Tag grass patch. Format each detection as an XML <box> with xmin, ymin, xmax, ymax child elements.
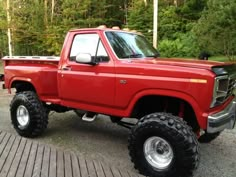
<box><xmin>162</xmin><ymin>55</ymin><xmax>232</xmax><ymax>62</ymax></box>
<box><xmin>209</xmin><ymin>56</ymin><xmax>229</xmax><ymax>62</ymax></box>
<box><xmin>0</xmin><ymin>60</ymin><xmax>3</xmax><ymax>73</ymax></box>
<box><xmin>209</xmin><ymin>56</ymin><xmax>236</xmax><ymax>62</ymax></box>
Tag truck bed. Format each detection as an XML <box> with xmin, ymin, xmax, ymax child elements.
<box><xmin>3</xmin><ymin>56</ymin><xmax>60</xmax><ymax>99</ymax></box>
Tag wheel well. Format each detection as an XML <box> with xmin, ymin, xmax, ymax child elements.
<box><xmin>130</xmin><ymin>95</ymin><xmax>200</xmax><ymax>131</ymax></box>
<box><xmin>12</xmin><ymin>81</ymin><xmax>36</xmax><ymax>93</ymax></box>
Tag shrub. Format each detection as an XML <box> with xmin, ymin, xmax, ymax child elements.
<box><xmin>158</xmin><ymin>32</ymin><xmax>200</xmax><ymax>58</ymax></box>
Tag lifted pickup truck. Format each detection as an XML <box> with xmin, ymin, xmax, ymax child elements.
<box><xmin>1</xmin><ymin>27</ymin><xmax>236</xmax><ymax>177</ymax></box>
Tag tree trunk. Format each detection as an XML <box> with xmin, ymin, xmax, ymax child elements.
<box><xmin>44</xmin><ymin>0</ymin><xmax>48</xmax><ymax>26</ymax></box>
<box><xmin>6</xmin><ymin>0</ymin><xmax>12</xmax><ymax>56</ymax></box>
<box><xmin>153</xmin><ymin>0</ymin><xmax>158</xmax><ymax>48</ymax></box>
<box><xmin>51</xmin><ymin>0</ymin><xmax>55</xmax><ymax>23</ymax></box>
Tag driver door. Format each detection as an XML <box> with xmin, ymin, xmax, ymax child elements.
<box><xmin>59</xmin><ymin>32</ymin><xmax>115</xmax><ymax>109</ymax></box>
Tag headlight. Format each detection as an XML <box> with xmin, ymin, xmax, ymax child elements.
<box><xmin>211</xmin><ymin>75</ymin><xmax>235</xmax><ymax>108</ymax></box>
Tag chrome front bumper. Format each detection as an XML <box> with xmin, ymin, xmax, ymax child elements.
<box><xmin>207</xmin><ymin>100</ymin><xmax>236</xmax><ymax>133</ymax></box>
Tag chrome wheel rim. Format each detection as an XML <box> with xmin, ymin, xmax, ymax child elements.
<box><xmin>144</xmin><ymin>136</ymin><xmax>174</xmax><ymax>170</ymax></box>
<box><xmin>16</xmin><ymin>105</ymin><xmax>30</xmax><ymax>128</ymax></box>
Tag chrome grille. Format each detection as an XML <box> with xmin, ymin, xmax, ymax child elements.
<box><xmin>227</xmin><ymin>78</ymin><xmax>236</xmax><ymax>97</ymax></box>
<box><xmin>211</xmin><ymin>75</ymin><xmax>236</xmax><ymax>108</ymax></box>
<box><xmin>216</xmin><ymin>78</ymin><xmax>236</xmax><ymax>105</ymax></box>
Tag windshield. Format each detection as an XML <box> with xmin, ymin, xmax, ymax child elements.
<box><xmin>105</xmin><ymin>31</ymin><xmax>159</xmax><ymax>59</ymax></box>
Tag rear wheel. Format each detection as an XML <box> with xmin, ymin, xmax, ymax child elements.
<box><xmin>128</xmin><ymin>113</ymin><xmax>199</xmax><ymax>177</ymax></box>
<box><xmin>10</xmin><ymin>91</ymin><xmax>48</xmax><ymax>137</ymax></box>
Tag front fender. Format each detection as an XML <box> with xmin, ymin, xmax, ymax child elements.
<box><xmin>125</xmin><ymin>89</ymin><xmax>206</xmax><ymax>129</ymax></box>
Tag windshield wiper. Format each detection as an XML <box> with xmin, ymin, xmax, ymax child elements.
<box><xmin>123</xmin><ymin>54</ymin><xmax>143</xmax><ymax>58</ymax></box>
<box><xmin>146</xmin><ymin>53</ymin><xmax>160</xmax><ymax>58</ymax></box>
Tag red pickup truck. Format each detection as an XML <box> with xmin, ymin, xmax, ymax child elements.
<box><xmin>1</xmin><ymin>27</ymin><xmax>236</xmax><ymax>177</ymax></box>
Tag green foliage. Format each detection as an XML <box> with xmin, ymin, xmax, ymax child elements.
<box><xmin>0</xmin><ymin>1</ymin><xmax>8</xmax><ymax>56</ymax></box>
<box><xmin>127</xmin><ymin>0</ymin><xmax>205</xmax><ymax>58</ymax></box>
<box><xmin>0</xmin><ymin>31</ymin><xmax>7</xmax><ymax>57</ymax></box>
<box><xmin>43</xmin><ymin>26</ymin><xmax>67</xmax><ymax>56</ymax></box>
<box><xmin>127</xmin><ymin>1</ymin><xmax>153</xmax><ymax>42</ymax></box>
<box><xmin>194</xmin><ymin>0</ymin><xmax>236</xmax><ymax>61</ymax></box>
<box><xmin>158</xmin><ymin>32</ymin><xmax>200</xmax><ymax>58</ymax></box>
<box><xmin>209</xmin><ymin>56</ymin><xmax>229</xmax><ymax>62</ymax></box>
<box><xmin>0</xmin><ymin>0</ymin><xmax>127</xmax><ymax>56</ymax></box>
<box><xmin>0</xmin><ymin>0</ymin><xmax>234</xmax><ymax>60</ymax></box>
<box><xmin>158</xmin><ymin>6</ymin><xmax>185</xmax><ymax>41</ymax></box>
<box><xmin>0</xmin><ymin>60</ymin><xmax>3</xmax><ymax>73</ymax></box>
<box><xmin>175</xmin><ymin>0</ymin><xmax>207</xmax><ymax>20</ymax></box>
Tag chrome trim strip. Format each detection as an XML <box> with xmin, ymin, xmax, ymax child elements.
<box><xmin>2</xmin><ymin>56</ymin><xmax>60</xmax><ymax>61</ymax></box>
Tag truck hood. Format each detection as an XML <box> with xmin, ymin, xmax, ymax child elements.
<box><xmin>129</xmin><ymin>58</ymin><xmax>231</xmax><ymax>70</ymax></box>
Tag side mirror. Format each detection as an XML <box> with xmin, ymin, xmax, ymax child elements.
<box><xmin>75</xmin><ymin>53</ymin><xmax>97</xmax><ymax>65</ymax></box>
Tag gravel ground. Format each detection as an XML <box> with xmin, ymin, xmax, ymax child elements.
<box><xmin>0</xmin><ymin>84</ymin><xmax>236</xmax><ymax>177</ymax></box>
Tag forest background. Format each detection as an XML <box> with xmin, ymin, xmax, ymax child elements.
<box><xmin>0</xmin><ymin>0</ymin><xmax>235</xmax><ymax>61</ymax></box>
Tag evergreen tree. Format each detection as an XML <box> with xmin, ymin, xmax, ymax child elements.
<box><xmin>194</xmin><ymin>0</ymin><xmax>236</xmax><ymax>60</ymax></box>
<box><xmin>127</xmin><ymin>0</ymin><xmax>153</xmax><ymax>41</ymax></box>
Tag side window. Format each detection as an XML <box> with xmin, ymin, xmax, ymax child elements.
<box><xmin>70</xmin><ymin>33</ymin><xmax>109</xmax><ymax>62</ymax></box>
<box><xmin>96</xmin><ymin>40</ymin><xmax>109</xmax><ymax>62</ymax></box>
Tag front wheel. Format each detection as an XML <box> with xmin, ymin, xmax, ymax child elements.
<box><xmin>10</xmin><ymin>91</ymin><xmax>48</xmax><ymax>137</ymax></box>
<box><xmin>128</xmin><ymin>113</ymin><xmax>199</xmax><ymax>177</ymax></box>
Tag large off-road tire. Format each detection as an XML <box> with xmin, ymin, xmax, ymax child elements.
<box><xmin>10</xmin><ymin>91</ymin><xmax>48</xmax><ymax>137</ymax></box>
<box><xmin>128</xmin><ymin>113</ymin><xmax>199</xmax><ymax>177</ymax></box>
<box><xmin>198</xmin><ymin>132</ymin><xmax>221</xmax><ymax>143</ymax></box>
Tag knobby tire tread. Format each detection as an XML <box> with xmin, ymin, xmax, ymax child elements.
<box><xmin>10</xmin><ymin>91</ymin><xmax>48</xmax><ymax>137</ymax></box>
<box><xmin>128</xmin><ymin>112</ymin><xmax>199</xmax><ymax>177</ymax></box>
